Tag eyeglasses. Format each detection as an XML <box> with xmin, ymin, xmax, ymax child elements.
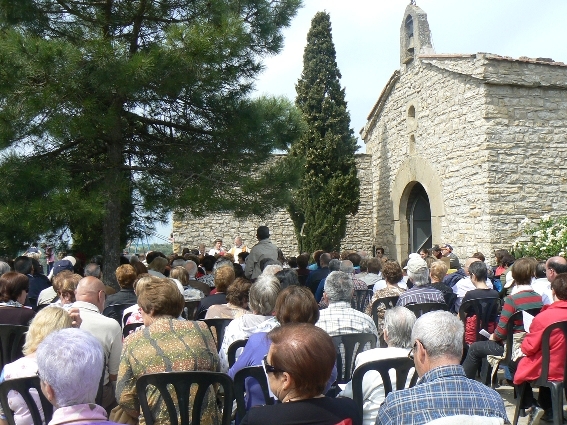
<box><xmin>36</xmin><ymin>370</ymin><xmax>44</xmax><ymax>382</ymax></box>
<box><xmin>408</xmin><ymin>340</ymin><xmax>425</xmax><ymax>360</ymax></box>
<box><xmin>262</xmin><ymin>355</ymin><xmax>285</xmax><ymax>374</ymax></box>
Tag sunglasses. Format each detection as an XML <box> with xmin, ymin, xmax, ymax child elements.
<box><xmin>262</xmin><ymin>355</ymin><xmax>285</xmax><ymax>374</ymax></box>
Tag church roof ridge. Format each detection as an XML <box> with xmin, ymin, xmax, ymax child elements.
<box><xmin>419</xmin><ymin>52</ymin><xmax>567</xmax><ymax>67</ymax></box>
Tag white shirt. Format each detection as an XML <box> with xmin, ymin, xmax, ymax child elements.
<box><xmin>531</xmin><ymin>277</ymin><xmax>553</xmax><ymax>305</ymax></box>
<box><xmin>73</xmin><ymin>301</ymin><xmax>122</xmax><ymax>384</ymax></box>
<box><xmin>339</xmin><ymin>347</ymin><xmax>414</xmax><ymax>425</ymax></box>
<box><xmin>453</xmin><ymin>277</ymin><xmax>493</xmax><ymax>311</ymax></box>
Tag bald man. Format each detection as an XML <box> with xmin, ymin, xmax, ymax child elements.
<box><xmin>452</xmin><ymin>257</ymin><xmax>493</xmax><ymax>312</ymax></box>
<box><xmin>75</xmin><ymin>276</ymin><xmax>122</xmax><ymax>412</ymax></box>
<box><xmin>545</xmin><ymin>256</ymin><xmax>567</xmax><ymax>283</ymax></box>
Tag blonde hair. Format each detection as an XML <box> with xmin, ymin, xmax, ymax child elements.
<box><xmin>430</xmin><ymin>261</ymin><xmax>448</xmax><ymax>282</ymax></box>
<box><xmin>23</xmin><ymin>307</ymin><xmax>73</xmax><ymax>355</ymax></box>
<box><xmin>170</xmin><ymin>267</ymin><xmax>189</xmax><ymax>286</ymax></box>
<box><xmin>133</xmin><ymin>275</ymin><xmax>157</xmax><ymax>296</ymax></box>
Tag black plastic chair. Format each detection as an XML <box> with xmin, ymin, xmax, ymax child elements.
<box><xmin>136</xmin><ymin>371</ymin><xmax>234</xmax><ymax>425</ymax></box>
<box><xmin>481</xmin><ymin>308</ymin><xmax>541</xmax><ymax>387</ymax></box>
<box><xmin>102</xmin><ymin>303</ymin><xmax>135</xmax><ymax>326</ymax></box>
<box><xmin>352</xmin><ymin>289</ymin><xmax>373</xmax><ymax>312</ymax></box>
<box><xmin>332</xmin><ymin>333</ymin><xmax>377</xmax><ymax>383</ymax></box>
<box><xmin>351</xmin><ymin>357</ymin><xmax>418</xmax><ymax>422</ymax></box>
<box><xmin>458</xmin><ymin>297</ymin><xmax>500</xmax><ymax>343</ymax></box>
<box><xmin>371</xmin><ymin>296</ymin><xmax>399</xmax><ymax>329</ymax></box>
<box><xmin>444</xmin><ymin>292</ymin><xmax>458</xmax><ymax>312</ymax></box>
<box><xmin>197</xmin><ymin>310</ymin><xmax>207</xmax><ymax>320</ymax></box>
<box><xmin>0</xmin><ymin>325</ymin><xmax>28</xmax><ymax>370</ymax></box>
<box><xmin>227</xmin><ymin>339</ymin><xmax>248</xmax><ymax>368</ymax></box>
<box><xmin>182</xmin><ymin>301</ymin><xmax>201</xmax><ymax>321</ymax></box>
<box><xmin>203</xmin><ymin>319</ymin><xmax>233</xmax><ymax>352</ymax></box>
<box><xmin>0</xmin><ymin>376</ymin><xmax>53</xmax><ymax>425</ymax></box>
<box><xmin>512</xmin><ymin>320</ymin><xmax>567</xmax><ymax>425</ymax></box>
<box><xmin>405</xmin><ymin>302</ymin><xmax>448</xmax><ymax>318</ymax></box>
<box><xmin>233</xmin><ymin>366</ymin><xmax>274</xmax><ymax>419</ymax></box>
<box><xmin>123</xmin><ymin>322</ymin><xmax>144</xmax><ymax>339</ymax></box>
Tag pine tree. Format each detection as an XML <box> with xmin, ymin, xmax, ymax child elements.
<box><xmin>289</xmin><ymin>11</ymin><xmax>360</xmax><ymax>254</ymax></box>
<box><xmin>0</xmin><ymin>0</ymin><xmax>303</xmax><ymax>285</ymax></box>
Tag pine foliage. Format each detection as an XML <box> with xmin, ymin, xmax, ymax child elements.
<box><xmin>0</xmin><ymin>0</ymin><xmax>303</xmax><ymax>281</ymax></box>
<box><xmin>290</xmin><ymin>11</ymin><xmax>360</xmax><ymax>253</ymax></box>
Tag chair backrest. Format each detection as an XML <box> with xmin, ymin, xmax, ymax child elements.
<box><xmin>351</xmin><ymin>357</ymin><xmax>418</xmax><ymax>421</ymax></box>
<box><xmin>444</xmin><ymin>292</ymin><xmax>458</xmax><ymax>312</ymax></box>
<box><xmin>102</xmin><ymin>303</ymin><xmax>135</xmax><ymax>326</ymax></box>
<box><xmin>332</xmin><ymin>333</ymin><xmax>377</xmax><ymax>382</ymax></box>
<box><xmin>352</xmin><ymin>289</ymin><xmax>373</xmax><ymax>312</ymax></box>
<box><xmin>0</xmin><ymin>325</ymin><xmax>28</xmax><ymax>370</ymax></box>
<box><xmin>0</xmin><ymin>376</ymin><xmax>54</xmax><ymax>425</ymax></box>
<box><xmin>502</xmin><ymin>308</ymin><xmax>541</xmax><ymax>366</ymax></box>
<box><xmin>123</xmin><ymin>322</ymin><xmax>144</xmax><ymax>339</ymax></box>
<box><xmin>405</xmin><ymin>302</ymin><xmax>448</xmax><ymax>318</ymax></box>
<box><xmin>533</xmin><ymin>319</ymin><xmax>567</xmax><ymax>385</ymax></box>
<box><xmin>182</xmin><ymin>301</ymin><xmax>200</xmax><ymax>321</ymax></box>
<box><xmin>458</xmin><ymin>297</ymin><xmax>500</xmax><ymax>343</ymax></box>
<box><xmin>227</xmin><ymin>339</ymin><xmax>248</xmax><ymax>368</ymax></box>
<box><xmin>136</xmin><ymin>371</ymin><xmax>234</xmax><ymax>425</ymax></box>
<box><xmin>233</xmin><ymin>366</ymin><xmax>274</xmax><ymax>420</ymax></box>
<box><xmin>371</xmin><ymin>296</ymin><xmax>399</xmax><ymax>328</ymax></box>
<box><xmin>203</xmin><ymin>319</ymin><xmax>233</xmax><ymax>352</ymax></box>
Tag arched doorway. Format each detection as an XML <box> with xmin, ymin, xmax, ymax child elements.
<box><xmin>407</xmin><ymin>183</ymin><xmax>431</xmax><ymax>254</ymax></box>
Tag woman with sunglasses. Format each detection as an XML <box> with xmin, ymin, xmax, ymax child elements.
<box><xmin>240</xmin><ymin>323</ymin><xmax>361</xmax><ymax>425</ymax></box>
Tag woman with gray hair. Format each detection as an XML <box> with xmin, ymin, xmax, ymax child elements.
<box><xmin>218</xmin><ymin>274</ymin><xmax>281</xmax><ymax>372</ymax></box>
<box><xmin>36</xmin><ymin>328</ymin><xmax>120</xmax><ymax>424</ymax></box>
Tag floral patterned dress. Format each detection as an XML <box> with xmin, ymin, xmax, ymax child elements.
<box><xmin>117</xmin><ymin>317</ymin><xmax>220</xmax><ymax>425</ymax></box>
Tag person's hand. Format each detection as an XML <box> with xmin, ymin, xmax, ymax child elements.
<box><xmin>68</xmin><ymin>308</ymin><xmax>82</xmax><ymax>328</ymax></box>
<box><xmin>488</xmin><ymin>333</ymin><xmax>496</xmax><ymax>341</ymax></box>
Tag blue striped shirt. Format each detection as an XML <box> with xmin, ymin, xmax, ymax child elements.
<box><xmin>396</xmin><ymin>285</ymin><xmax>445</xmax><ymax>307</ymax></box>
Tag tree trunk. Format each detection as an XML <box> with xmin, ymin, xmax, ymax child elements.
<box><xmin>102</xmin><ymin>141</ymin><xmax>122</xmax><ymax>289</ymax></box>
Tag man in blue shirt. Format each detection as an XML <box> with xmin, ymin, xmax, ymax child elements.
<box><xmin>376</xmin><ymin>311</ymin><xmax>508</xmax><ymax>425</ymax></box>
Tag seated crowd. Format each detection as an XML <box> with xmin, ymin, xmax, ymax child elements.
<box><xmin>0</xmin><ymin>229</ymin><xmax>565</xmax><ymax>425</ymax></box>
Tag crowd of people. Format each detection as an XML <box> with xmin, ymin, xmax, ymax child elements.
<box><xmin>0</xmin><ymin>226</ymin><xmax>565</xmax><ymax>425</ymax></box>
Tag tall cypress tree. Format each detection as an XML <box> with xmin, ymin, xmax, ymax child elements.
<box><xmin>289</xmin><ymin>11</ymin><xmax>360</xmax><ymax>254</ymax></box>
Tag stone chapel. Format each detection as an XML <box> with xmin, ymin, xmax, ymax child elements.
<box><xmin>361</xmin><ymin>3</ymin><xmax>567</xmax><ymax>261</ymax></box>
<box><xmin>174</xmin><ymin>4</ymin><xmax>567</xmax><ymax>261</ymax></box>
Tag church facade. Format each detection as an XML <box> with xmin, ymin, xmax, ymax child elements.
<box><xmin>174</xmin><ymin>4</ymin><xmax>567</xmax><ymax>261</ymax></box>
<box><xmin>362</xmin><ymin>3</ymin><xmax>567</xmax><ymax>261</ymax></box>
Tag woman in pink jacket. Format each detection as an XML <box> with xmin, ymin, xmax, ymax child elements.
<box><xmin>511</xmin><ymin>272</ymin><xmax>567</xmax><ymax>423</ymax></box>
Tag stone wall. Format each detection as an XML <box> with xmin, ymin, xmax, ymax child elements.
<box><xmin>364</xmin><ymin>56</ymin><xmax>491</xmax><ymax>260</ymax></box>
<box><xmin>363</xmin><ymin>53</ymin><xmax>567</xmax><ymax>262</ymax></box>
<box><xmin>173</xmin><ymin>154</ymin><xmax>374</xmax><ymax>257</ymax></box>
<box><xmin>484</xmin><ymin>62</ymin><xmax>567</xmax><ymax>248</ymax></box>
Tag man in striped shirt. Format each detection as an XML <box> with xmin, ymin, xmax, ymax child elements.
<box><xmin>462</xmin><ymin>258</ymin><xmax>543</xmax><ymax>379</ymax></box>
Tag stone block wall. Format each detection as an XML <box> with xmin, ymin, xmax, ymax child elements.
<box><xmin>173</xmin><ymin>154</ymin><xmax>374</xmax><ymax>257</ymax></box>
<box><xmin>484</xmin><ymin>65</ymin><xmax>567</xmax><ymax>249</ymax></box>
<box><xmin>364</xmin><ymin>57</ymin><xmax>492</xmax><ymax>260</ymax></box>
<box><xmin>363</xmin><ymin>53</ymin><xmax>567</xmax><ymax>262</ymax></box>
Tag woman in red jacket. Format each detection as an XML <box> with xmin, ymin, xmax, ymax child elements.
<box><xmin>511</xmin><ymin>272</ymin><xmax>567</xmax><ymax>423</ymax></box>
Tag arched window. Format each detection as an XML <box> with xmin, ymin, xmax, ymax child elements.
<box><xmin>408</xmin><ymin>105</ymin><xmax>415</xmax><ymax>118</ymax></box>
<box><xmin>404</xmin><ymin>15</ymin><xmax>415</xmax><ymax>64</ymax></box>
<box><xmin>405</xmin><ymin>15</ymin><xmax>414</xmax><ymax>38</ymax></box>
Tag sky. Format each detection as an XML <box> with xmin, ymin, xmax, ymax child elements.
<box><xmin>155</xmin><ymin>0</ymin><xmax>567</xmax><ymax>239</ymax></box>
